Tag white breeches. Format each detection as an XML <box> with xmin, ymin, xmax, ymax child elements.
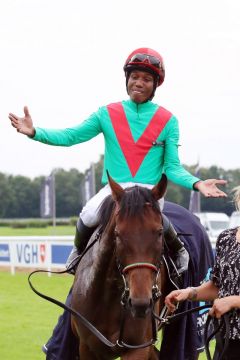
<box><xmin>80</xmin><ymin>182</ymin><xmax>165</xmax><ymax>227</ymax></box>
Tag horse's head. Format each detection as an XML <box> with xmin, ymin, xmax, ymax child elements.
<box><xmin>107</xmin><ymin>173</ymin><xmax>167</xmax><ymax>318</ymax></box>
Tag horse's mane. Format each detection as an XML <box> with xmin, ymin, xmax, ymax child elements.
<box><xmin>98</xmin><ymin>186</ymin><xmax>161</xmax><ymax>232</ymax></box>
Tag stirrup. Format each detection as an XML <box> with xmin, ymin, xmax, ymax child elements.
<box><xmin>175</xmin><ymin>247</ymin><xmax>189</xmax><ymax>274</ymax></box>
<box><xmin>66</xmin><ymin>246</ymin><xmax>80</xmax><ymax>274</ymax></box>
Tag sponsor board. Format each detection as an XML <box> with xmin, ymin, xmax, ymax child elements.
<box><xmin>0</xmin><ymin>236</ymin><xmax>73</xmax><ymax>273</ymax></box>
<box><xmin>0</xmin><ymin>244</ymin><xmax>10</xmax><ymax>262</ymax></box>
<box><xmin>11</xmin><ymin>241</ymin><xmax>49</xmax><ymax>266</ymax></box>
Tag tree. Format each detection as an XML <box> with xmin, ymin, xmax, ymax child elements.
<box><xmin>54</xmin><ymin>168</ymin><xmax>84</xmax><ymax>217</ymax></box>
<box><xmin>5</xmin><ymin>175</ymin><xmax>40</xmax><ymax>218</ymax></box>
<box><xmin>93</xmin><ymin>155</ymin><xmax>104</xmax><ymax>192</ymax></box>
<box><xmin>0</xmin><ymin>164</ymin><xmax>239</xmax><ymax>218</ymax></box>
<box><xmin>0</xmin><ymin>173</ymin><xmax>15</xmax><ymax>217</ymax></box>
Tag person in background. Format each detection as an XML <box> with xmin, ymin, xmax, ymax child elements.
<box><xmin>9</xmin><ymin>47</ymin><xmax>227</xmax><ymax>277</ymax></box>
<box><xmin>165</xmin><ymin>185</ymin><xmax>240</xmax><ymax>360</ymax></box>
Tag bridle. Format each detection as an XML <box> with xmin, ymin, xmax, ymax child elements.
<box><xmin>112</xmin><ymin>206</ymin><xmax>166</xmax><ymax>348</ymax></box>
<box><xmin>113</xmin><ymin>200</ymin><xmax>164</xmax><ymax>301</ymax></box>
<box><xmin>116</xmin><ymin>260</ymin><xmax>163</xmax><ymax>349</ymax></box>
<box><xmin>120</xmin><ymin>261</ymin><xmax>162</xmax><ymax>306</ymax></box>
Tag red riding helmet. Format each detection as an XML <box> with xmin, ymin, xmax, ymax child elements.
<box><xmin>123</xmin><ymin>48</ymin><xmax>165</xmax><ymax>86</ymax></box>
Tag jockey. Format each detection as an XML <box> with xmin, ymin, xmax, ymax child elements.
<box><xmin>9</xmin><ymin>47</ymin><xmax>227</xmax><ymax>275</ymax></box>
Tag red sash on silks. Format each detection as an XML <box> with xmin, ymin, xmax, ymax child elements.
<box><xmin>107</xmin><ymin>102</ymin><xmax>172</xmax><ymax>177</ymax></box>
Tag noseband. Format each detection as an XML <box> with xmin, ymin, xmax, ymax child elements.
<box><xmin>120</xmin><ymin>261</ymin><xmax>162</xmax><ymax>305</ymax></box>
<box><xmin>122</xmin><ymin>262</ymin><xmax>159</xmax><ymax>274</ymax></box>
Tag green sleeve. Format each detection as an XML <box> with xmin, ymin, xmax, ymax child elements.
<box><xmin>31</xmin><ymin>111</ymin><xmax>102</xmax><ymax>146</ymax></box>
<box><xmin>163</xmin><ymin>116</ymin><xmax>200</xmax><ymax>190</ymax></box>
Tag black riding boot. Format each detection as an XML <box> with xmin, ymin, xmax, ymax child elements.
<box><xmin>66</xmin><ymin>218</ymin><xmax>95</xmax><ymax>274</ymax></box>
<box><xmin>162</xmin><ymin>214</ymin><xmax>189</xmax><ymax>274</ymax></box>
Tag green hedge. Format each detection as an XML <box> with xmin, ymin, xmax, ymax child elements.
<box><xmin>0</xmin><ymin>217</ymin><xmax>78</xmax><ymax>228</ymax></box>
<box><xmin>10</xmin><ymin>221</ymin><xmax>48</xmax><ymax>228</ymax></box>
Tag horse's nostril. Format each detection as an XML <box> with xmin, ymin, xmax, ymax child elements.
<box><xmin>134</xmin><ymin>298</ymin><xmax>149</xmax><ymax>306</ymax></box>
<box><xmin>129</xmin><ymin>297</ymin><xmax>152</xmax><ymax>318</ymax></box>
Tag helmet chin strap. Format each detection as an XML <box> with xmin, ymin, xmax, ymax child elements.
<box><xmin>149</xmin><ymin>78</ymin><xmax>158</xmax><ymax>100</ymax></box>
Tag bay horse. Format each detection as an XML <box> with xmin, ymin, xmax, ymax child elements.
<box><xmin>71</xmin><ymin>174</ymin><xmax>169</xmax><ymax>360</ymax></box>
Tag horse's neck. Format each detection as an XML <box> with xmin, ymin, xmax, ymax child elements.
<box><xmin>90</xmin><ymin>223</ymin><xmax>120</xmax><ymax>296</ymax></box>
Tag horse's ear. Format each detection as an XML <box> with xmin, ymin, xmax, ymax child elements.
<box><xmin>107</xmin><ymin>170</ymin><xmax>124</xmax><ymax>202</ymax></box>
<box><xmin>151</xmin><ymin>174</ymin><xmax>168</xmax><ymax>200</ymax></box>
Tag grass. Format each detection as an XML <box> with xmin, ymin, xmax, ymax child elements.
<box><xmin>0</xmin><ymin>271</ymin><xmax>73</xmax><ymax>360</ymax></box>
<box><xmin>0</xmin><ymin>225</ymin><xmax>75</xmax><ymax>236</ymax></box>
<box><xmin>0</xmin><ymin>270</ymin><xmax>215</xmax><ymax>360</ymax></box>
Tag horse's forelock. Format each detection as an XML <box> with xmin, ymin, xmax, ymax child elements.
<box><xmin>98</xmin><ymin>186</ymin><xmax>161</xmax><ymax>231</ymax></box>
<box><xmin>118</xmin><ymin>186</ymin><xmax>160</xmax><ymax>219</ymax></box>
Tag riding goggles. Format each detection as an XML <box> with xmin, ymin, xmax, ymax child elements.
<box><xmin>127</xmin><ymin>54</ymin><xmax>163</xmax><ymax>70</ymax></box>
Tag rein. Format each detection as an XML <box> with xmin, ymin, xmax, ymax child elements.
<box><xmin>28</xmin><ymin>253</ymin><xmax>230</xmax><ymax>355</ymax></box>
<box><xmin>28</xmin><ymin>228</ymin><xmax>231</xmax><ymax>355</ymax></box>
<box><xmin>157</xmin><ymin>304</ymin><xmax>231</xmax><ymax>360</ymax></box>
<box><xmin>28</xmin><ymin>269</ymin><xmax>117</xmax><ymax>348</ymax></box>
<box><xmin>28</xmin><ymin>234</ymin><xmax>164</xmax><ymax>350</ymax></box>
<box><xmin>28</xmin><ymin>232</ymin><xmax>118</xmax><ymax>348</ymax></box>
<box><xmin>158</xmin><ymin>304</ymin><xmax>211</xmax><ymax>325</ymax></box>
<box><xmin>28</xmin><ymin>259</ymin><xmax>162</xmax><ymax>349</ymax></box>
<box><xmin>204</xmin><ymin>313</ymin><xmax>231</xmax><ymax>360</ymax></box>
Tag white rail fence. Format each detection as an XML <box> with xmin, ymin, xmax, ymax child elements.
<box><xmin>0</xmin><ymin>236</ymin><xmax>73</xmax><ymax>274</ymax></box>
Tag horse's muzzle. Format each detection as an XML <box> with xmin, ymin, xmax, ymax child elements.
<box><xmin>128</xmin><ymin>297</ymin><xmax>152</xmax><ymax>318</ymax></box>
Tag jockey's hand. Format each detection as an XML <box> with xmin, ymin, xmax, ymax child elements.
<box><xmin>165</xmin><ymin>288</ymin><xmax>193</xmax><ymax>313</ymax></box>
<box><xmin>194</xmin><ymin>179</ymin><xmax>227</xmax><ymax>198</ymax></box>
<box><xmin>209</xmin><ymin>296</ymin><xmax>240</xmax><ymax>319</ymax></box>
<box><xmin>9</xmin><ymin>106</ymin><xmax>35</xmax><ymax>137</ymax></box>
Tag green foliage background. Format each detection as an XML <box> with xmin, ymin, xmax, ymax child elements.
<box><xmin>0</xmin><ymin>155</ymin><xmax>239</xmax><ymax>219</ymax></box>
